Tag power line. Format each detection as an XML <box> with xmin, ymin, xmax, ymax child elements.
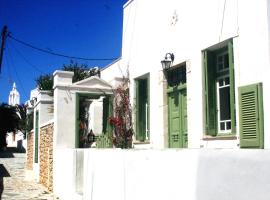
<box><xmin>8</xmin><ymin>40</ymin><xmax>44</xmax><ymax>74</ymax></box>
<box><xmin>5</xmin><ymin>45</ymin><xmax>28</xmax><ymax>100</ymax></box>
<box><xmin>7</xmin><ymin>34</ymin><xmax>118</xmax><ymax>61</ymax></box>
<box><xmin>219</xmin><ymin>0</ymin><xmax>227</xmax><ymax>42</ymax></box>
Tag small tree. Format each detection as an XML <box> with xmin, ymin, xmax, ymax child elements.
<box><xmin>36</xmin><ymin>74</ymin><xmax>53</xmax><ymax>90</ymax></box>
<box><xmin>0</xmin><ymin>104</ymin><xmax>21</xmax><ymax>149</ymax></box>
<box><xmin>109</xmin><ymin>75</ymin><xmax>133</xmax><ymax>149</ymax></box>
<box><xmin>36</xmin><ymin>61</ymin><xmax>100</xmax><ymax>91</ymax></box>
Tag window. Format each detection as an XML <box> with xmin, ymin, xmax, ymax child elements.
<box><xmin>203</xmin><ymin>40</ymin><xmax>236</xmax><ymax>136</ymax></box>
<box><xmin>167</xmin><ymin>66</ymin><xmax>186</xmax><ymax>87</ymax></box>
<box><xmin>135</xmin><ymin>75</ymin><xmax>150</xmax><ymax>142</ymax></box>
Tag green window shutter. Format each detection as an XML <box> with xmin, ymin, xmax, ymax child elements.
<box><xmin>203</xmin><ymin>50</ymin><xmax>217</xmax><ymax>136</ymax></box>
<box><xmin>228</xmin><ymin>40</ymin><xmax>236</xmax><ymax>134</ymax></box>
<box><xmin>135</xmin><ymin>80</ymin><xmax>145</xmax><ymax>141</ymax></box>
<box><xmin>34</xmin><ymin>111</ymin><xmax>39</xmax><ymax>163</ymax></box>
<box><xmin>75</xmin><ymin>93</ymin><xmax>80</xmax><ymax>148</ymax></box>
<box><xmin>239</xmin><ymin>83</ymin><xmax>264</xmax><ymax>148</ymax></box>
<box><xmin>135</xmin><ymin>80</ymin><xmax>141</xmax><ymax>141</ymax></box>
<box><xmin>102</xmin><ymin>97</ymin><xmax>109</xmax><ymax>134</ymax></box>
<box><xmin>147</xmin><ymin>76</ymin><xmax>150</xmax><ymax>140</ymax></box>
<box><xmin>108</xmin><ymin>96</ymin><xmax>113</xmax><ymax>133</ymax></box>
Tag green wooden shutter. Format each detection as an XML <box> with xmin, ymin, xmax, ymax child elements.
<box><xmin>108</xmin><ymin>96</ymin><xmax>113</xmax><ymax>133</ymax></box>
<box><xmin>239</xmin><ymin>83</ymin><xmax>264</xmax><ymax>148</ymax></box>
<box><xmin>135</xmin><ymin>80</ymin><xmax>141</xmax><ymax>141</ymax></box>
<box><xmin>203</xmin><ymin>50</ymin><xmax>217</xmax><ymax>136</ymax></box>
<box><xmin>102</xmin><ymin>97</ymin><xmax>109</xmax><ymax>134</ymax></box>
<box><xmin>135</xmin><ymin>80</ymin><xmax>144</xmax><ymax>141</ymax></box>
<box><xmin>228</xmin><ymin>40</ymin><xmax>236</xmax><ymax>134</ymax></box>
<box><xmin>34</xmin><ymin>111</ymin><xmax>39</xmax><ymax>163</ymax></box>
<box><xmin>75</xmin><ymin>93</ymin><xmax>80</xmax><ymax>148</ymax></box>
<box><xmin>147</xmin><ymin>76</ymin><xmax>150</xmax><ymax>140</ymax></box>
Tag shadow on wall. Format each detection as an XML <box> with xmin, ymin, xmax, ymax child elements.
<box><xmin>195</xmin><ymin>150</ymin><xmax>270</xmax><ymax>200</ymax></box>
<box><xmin>17</xmin><ymin>140</ymin><xmax>26</xmax><ymax>153</ymax></box>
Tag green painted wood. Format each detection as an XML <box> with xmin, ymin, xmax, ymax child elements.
<box><xmin>181</xmin><ymin>89</ymin><xmax>188</xmax><ymax>148</ymax></box>
<box><xmin>135</xmin><ymin>79</ymin><xmax>141</xmax><ymax>141</ymax></box>
<box><xmin>108</xmin><ymin>95</ymin><xmax>113</xmax><ymax>133</ymax></box>
<box><xmin>228</xmin><ymin>40</ymin><xmax>236</xmax><ymax>134</ymax></box>
<box><xmin>102</xmin><ymin>97</ymin><xmax>109</xmax><ymax>134</ymax></box>
<box><xmin>239</xmin><ymin>83</ymin><xmax>264</xmax><ymax>148</ymax></box>
<box><xmin>203</xmin><ymin>50</ymin><xmax>217</xmax><ymax>136</ymax></box>
<box><xmin>75</xmin><ymin>93</ymin><xmax>80</xmax><ymax>148</ymax></box>
<box><xmin>168</xmin><ymin>88</ymin><xmax>187</xmax><ymax>148</ymax></box>
<box><xmin>135</xmin><ymin>78</ymin><xmax>149</xmax><ymax>141</ymax></box>
<box><xmin>147</xmin><ymin>76</ymin><xmax>150</xmax><ymax>140</ymax></box>
<box><xmin>96</xmin><ymin>134</ymin><xmax>113</xmax><ymax>148</ymax></box>
<box><xmin>34</xmin><ymin>111</ymin><xmax>39</xmax><ymax>163</ymax></box>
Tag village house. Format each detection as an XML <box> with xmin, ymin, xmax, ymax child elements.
<box><xmin>25</xmin><ymin>0</ymin><xmax>270</xmax><ymax>199</ymax></box>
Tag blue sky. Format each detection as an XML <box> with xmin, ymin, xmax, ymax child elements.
<box><xmin>0</xmin><ymin>0</ymin><xmax>127</xmax><ymax>103</ymax></box>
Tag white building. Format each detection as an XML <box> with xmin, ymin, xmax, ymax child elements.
<box><xmin>100</xmin><ymin>0</ymin><xmax>270</xmax><ymax>149</ymax></box>
<box><xmin>8</xmin><ymin>82</ymin><xmax>20</xmax><ymax>106</ymax></box>
<box><xmin>26</xmin><ymin>1</ymin><xmax>270</xmax><ymax>199</ymax></box>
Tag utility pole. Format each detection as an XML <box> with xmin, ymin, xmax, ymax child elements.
<box><xmin>0</xmin><ymin>25</ymin><xmax>8</xmax><ymax>74</ymax></box>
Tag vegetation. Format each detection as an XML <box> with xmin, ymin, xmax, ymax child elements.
<box><xmin>0</xmin><ymin>103</ymin><xmax>26</xmax><ymax>149</ymax></box>
<box><xmin>36</xmin><ymin>74</ymin><xmax>53</xmax><ymax>91</ymax></box>
<box><xmin>36</xmin><ymin>61</ymin><xmax>100</xmax><ymax>91</ymax></box>
<box><xmin>110</xmin><ymin>75</ymin><xmax>133</xmax><ymax>149</ymax></box>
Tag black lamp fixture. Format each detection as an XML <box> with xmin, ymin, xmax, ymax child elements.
<box><xmin>161</xmin><ymin>53</ymin><xmax>174</xmax><ymax>70</ymax></box>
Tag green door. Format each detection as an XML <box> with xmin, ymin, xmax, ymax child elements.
<box><xmin>168</xmin><ymin>89</ymin><xmax>188</xmax><ymax>148</ymax></box>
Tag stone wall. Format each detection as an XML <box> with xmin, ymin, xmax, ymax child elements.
<box><xmin>26</xmin><ymin>130</ymin><xmax>33</xmax><ymax>170</ymax></box>
<box><xmin>39</xmin><ymin>122</ymin><xmax>54</xmax><ymax>191</ymax></box>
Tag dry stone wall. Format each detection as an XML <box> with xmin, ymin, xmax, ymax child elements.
<box><xmin>26</xmin><ymin>130</ymin><xmax>33</xmax><ymax>170</ymax></box>
<box><xmin>39</xmin><ymin>122</ymin><xmax>54</xmax><ymax>192</ymax></box>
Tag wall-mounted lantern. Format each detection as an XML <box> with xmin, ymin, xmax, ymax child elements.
<box><xmin>161</xmin><ymin>53</ymin><xmax>174</xmax><ymax>70</ymax></box>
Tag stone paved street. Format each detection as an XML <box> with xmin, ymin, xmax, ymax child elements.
<box><xmin>0</xmin><ymin>149</ymin><xmax>56</xmax><ymax>200</ymax></box>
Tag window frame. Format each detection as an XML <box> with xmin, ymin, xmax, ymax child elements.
<box><xmin>135</xmin><ymin>74</ymin><xmax>150</xmax><ymax>142</ymax></box>
<box><xmin>203</xmin><ymin>39</ymin><xmax>236</xmax><ymax>137</ymax></box>
<box><xmin>75</xmin><ymin>93</ymin><xmax>112</xmax><ymax>148</ymax></box>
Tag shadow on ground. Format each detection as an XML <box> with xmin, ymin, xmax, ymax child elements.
<box><xmin>0</xmin><ymin>147</ymin><xmax>26</xmax><ymax>158</ymax></box>
<box><xmin>0</xmin><ymin>164</ymin><xmax>10</xmax><ymax>199</ymax></box>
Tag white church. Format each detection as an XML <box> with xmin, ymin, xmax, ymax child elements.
<box><xmin>6</xmin><ymin>82</ymin><xmax>24</xmax><ymax>149</ymax></box>
<box><xmin>8</xmin><ymin>82</ymin><xmax>20</xmax><ymax>106</ymax></box>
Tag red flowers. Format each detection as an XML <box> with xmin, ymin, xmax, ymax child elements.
<box><xmin>109</xmin><ymin>117</ymin><xmax>123</xmax><ymax>126</ymax></box>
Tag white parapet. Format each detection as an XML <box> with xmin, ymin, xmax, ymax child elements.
<box><xmin>53</xmin><ymin>70</ymin><xmax>74</xmax><ymax>88</ymax></box>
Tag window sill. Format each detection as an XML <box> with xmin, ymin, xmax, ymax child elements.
<box><xmin>202</xmin><ymin>135</ymin><xmax>237</xmax><ymax>141</ymax></box>
<box><xmin>133</xmin><ymin>141</ymin><xmax>150</xmax><ymax>145</ymax></box>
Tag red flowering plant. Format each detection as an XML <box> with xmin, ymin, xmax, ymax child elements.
<box><xmin>109</xmin><ymin>73</ymin><xmax>133</xmax><ymax>149</ymax></box>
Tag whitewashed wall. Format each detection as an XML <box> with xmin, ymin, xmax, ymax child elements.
<box><xmin>101</xmin><ymin>58</ymin><xmax>127</xmax><ymax>88</ymax></box>
<box><xmin>53</xmin><ymin>70</ymin><xmax>113</xmax><ymax>149</ymax></box>
<box><xmin>54</xmin><ymin>149</ymin><xmax>270</xmax><ymax>200</ymax></box>
<box><xmin>118</xmin><ymin>0</ymin><xmax>270</xmax><ymax>149</ymax></box>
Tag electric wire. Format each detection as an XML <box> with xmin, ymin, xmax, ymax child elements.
<box><xmin>1</xmin><ymin>44</ymin><xmax>14</xmax><ymax>84</ymax></box>
<box><xmin>8</xmin><ymin>34</ymin><xmax>118</xmax><ymax>61</ymax></box>
<box><xmin>8</xmin><ymin>39</ymin><xmax>44</xmax><ymax>74</ymax></box>
<box><xmin>5</xmin><ymin>45</ymin><xmax>28</xmax><ymax>100</ymax></box>
<box><xmin>219</xmin><ymin>0</ymin><xmax>227</xmax><ymax>42</ymax></box>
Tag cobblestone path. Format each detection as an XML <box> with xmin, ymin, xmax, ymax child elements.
<box><xmin>0</xmin><ymin>150</ymin><xmax>56</xmax><ymax>200</ymax></box>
